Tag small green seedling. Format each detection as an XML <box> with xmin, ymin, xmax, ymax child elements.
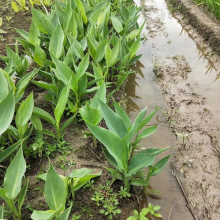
<box><xmin>176</xmin><ymin>132</ymin><xmax>189</xmax><ymax>145</ymax></box>
<box><xmin>0</xmin><ymin>18</ymin><xmax>6</xmax><ymax>34</ymax></box>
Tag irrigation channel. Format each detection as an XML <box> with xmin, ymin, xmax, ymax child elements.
<box><xmin>126</xmin><ymin>0</ymin><xmax>220</xmax><ymax>219</ymax></box>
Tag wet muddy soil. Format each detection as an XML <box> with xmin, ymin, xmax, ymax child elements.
<box><xmin>125</xmin><ymin>0</ymin><xmax>220</xmax><ymax>219</ymax></box>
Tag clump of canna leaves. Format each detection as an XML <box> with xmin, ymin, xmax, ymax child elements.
<box><xmin>87</xmin><ymin>100</ymin><xmax>170</xmax><ymax>192</ymax></box>
<box><xmin>32</xmin><ymin>166</ymin><xmax>101</xmax><ymax>219</ymax></box>
<box><xmin>0</xmin><ymin>147</ymin><xmax>28</xmax><ymax>220</ymax></box>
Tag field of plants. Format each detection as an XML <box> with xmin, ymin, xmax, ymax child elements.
<box><xmin>0</xmin><ymin>0</ymin><xmax>170</xmax><ymax>219</ymax></box>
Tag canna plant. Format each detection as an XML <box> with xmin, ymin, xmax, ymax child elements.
<box><xmin>31</xmin><ymin>164</ymin><xmax>72</xmax><ymax>220</ymax></box>
<box><xmin>0</xmin><ymin>69</ymin><xmax>29</xmax><ymax>162</ymax></box>
<box><xmin>38</xmin><ymin>167</ymin><xmax>102</xmax><ymax>199</ymax></box>
<box><xmin>0</xmin><ymin>147</ymin><xmax>28</xmax><ymax>220</ymax></box>
<box><xmin>86</xmin><ymin>100</ymin><xmax>170</xmax><ymax>192</ymax></box>
<box><xmin>32</xmin><ymin>82</ymin><xmax>77</xmax><ymax>140</ymax></box>
<box><xmin>0</xmin><ymin>45</ymin><xmax>29</xmax><ymax>77</ymax></box>
<box><xmin>32</xmin><ymin>166</ymin><xmax>101</xmax><ymax>219</ymax></box>
<box><xmin>79</xmin><ymin>83</ymin><xmax>106</xmax><ymax>146</ymax></box>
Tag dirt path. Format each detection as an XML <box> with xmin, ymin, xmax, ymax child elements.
<box><xmin>128</xmin><ymin>0</ymin><xmax>220</xmax><ymax>219</ymax></box>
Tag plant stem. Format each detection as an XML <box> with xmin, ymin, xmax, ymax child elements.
<box><xmin>93</xmin><ymin>136</ymin><xmax>97</xmax><ymax>148</ymax></box>
<box><xmin>143</xmin><ymin>170</ymin><xmax>151</xmax><ymax>194</ymax></box>
<box><xmin>124</xmin><ymin>175</ymin><xmax>130</xmax><ymax>192</ymax></box>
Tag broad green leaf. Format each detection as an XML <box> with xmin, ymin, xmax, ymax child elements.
<box><xmin>111</xmin><ymin>13</ymin><xmax>123</xmax><ymax>33</ymax></box>
<box><xmin>67</xmin><ymin>13</ymin><xmax>77</xmax><ymax>38</ymax></box>
<box><xmin>75</xmin><ymin>0</ymin><xmax>87</xmax><ymax>24</ymax></box>
<box><xmin>105</xmin><ymin>43</ymin><xmax>112</xmax><ymax>67</ymax></box>
<box><xmin>16</xmin><ymin>69</ymin><xmax>38</xmax><ymax>97</ymax></box>
<box><xmin>69</xmin><ymin>168</ymin><xmax>93</xmax><ymax>178</ymax></box>
<box><xmin>15</xmin><ymin>93</ymin><xmax>34</xmax><ymax>130</ymax></box>
<box><xmin>129</xmin><ymin>39</ymin><xmax>141</xmax><ymax>59</ymax></box>
<box><xmin>109</xmin><ymin>41</ymin><xmax>119</xmax><ymax>67</ymax></box>
<box><xmin>79</xmin><ymin>104</ymin><xmax>102</xmax><ymax>125</ymax></box>
<box><xmin>71</xmin><ymin>172</ymin><xmax>102</xmax><ymax>191</ymax></box>
<box><xmin>80</xmin><ymin>37</ymin><xmax>87</xmax><ymax>51</ymax></box>
<box><xmin>76</xmin><ymin>53</ymin><xmax>89</xmax><ymax>79</ymax></box>
<box><xmin>6</xmin><ymin>45</ymin><xmax>21</xmax><ymax>68</ymax></box>
<box><xmin>103</xmin><ymin>148</ymin><xmax>118</xmax><ymax>170</ymax></box>
<box><xmin>127</xmin><ymin>153</ymin><xmax>155</xmax><ymax>177</ymax></box>
<box><xmin>31</xmin><ymin>208</ymin><xmax>62</xmax><ymax>220</ymax></box>
<box><xmin>97</xmin><ymin>5</ymin><xmax>110</xmax><ymax>26</ymax></box>
<box><xmin>138</xmin><ymin>147</ymin><xmax>169</xmax><ymax>156</ymax></box>
<box><xmin>0</xmin><ymin>139</ymin><xmax>25</xmax><ymax>163</ymax></box>
<box><xmin>120</xmin><ymin>5</ymin><xmax>129</xmax><ymax>23</ymax></box>
<box><xmin>139</xmin><ymin>126</ymin><xmax>157</xmax><ymax>139</ymax></box>
<box><xmin>52</xmin><ymin>55</ymin><xmax>77</xmax><ymax>92</ymax></box>
<box><xmin>114</xmin><ymin>100</ymin><xmax>131</xmax><ymax>129</ymax></box>
<box><xmin>0</xmin><ymin>70</ymin><xmax>9</xmax><ymax>102</ymax></box>
<box><xmin>129</xmin><ymin>54</ymin><xmax>142</xmax><ymax>66</ymax></box>
<box><xmin>60</xmin><ymin>115</ymin><xmax>76</xmax><ymax>133</ymax></box>
<box><xmin>92</xmin><ymin>63</ymin><xmax>103</xmax><ymax>86</ymax></box>
<box><xmin>72</xmin><ymin>39</ymin><xmax>84</xmax><ymax>59</ymax></box>
<box><xmin>1</xmin><ymin>68</ymin><xmax>15</xmax><ymax>93</ymax></box>
<box><xmin>6</xmin><ymin>125</ymin><xmax>19</xmax><ymax>140</ymax></box>
<box><xmin>127</xmin><ymin>29</ymin><xmax>139</xmax><ymax>40</ymax></box>
<box><xmin>0</xmin><ymin>90</ymin><xmax>15</xmax><ymax>136</ymax></box>
<box><xmin>54</xmin><ymin>84</ymin><xmax>70</xmax><ymax>127</ymax></box>
<box><xmin>44</xmin><ymin>165</ymin><xmax>67</xmax><ymax>210</ymax></box>
<box><xmin>151</xmin><ymin>155</ymin><xmax>170</xmax><ymax>176</ymax></box>
<box><xmin>87</xmin><ymin>36</ymin><xmax>97</xmax><ymax>59</ymax></box>
<box><xmin>62</xmin><ymin>1</ymin><xmax>72</xmax><ymax>32</ymax></box>
<box><xmin>33</xmin><ymin>107</ymin><xmax>56</xmax><ymax>125</ymax></box>
<box><xmin>91</xmin><ymin>82</ymin><xmax>106</xmax><ymax>108</ymax></box>
<box><xmin>16</xmin><ymin>29</ymin><xmax>29</xmax><ymax>42</ymax></box>
<box><xmin>34</xmin><ymin>45</ymin><xmax>46</xmax><ymax>66</ymax></box>
<box><xmin>49</xmin><ymin>24</ymin><xmax>64</xmax><ymax>59</ymax></box>
<box><xmin>30</xmin><ymin>114</ymin><xmax>42</xmax><ymax>131</ymax></box>
<box><xmin>32</xmin><ymin>81</ymin><xmax>57</xmax><ymax>92</ymax></box>
<box><xmin>99</xmin><ymin>100</ymin><xmax>127</xmax><ymax>138</ymax></box>
<box><xmin>18</xmin><ymin>178</ymin><xmax>29</xmax><ymax>215</ymax></box>
<box><xmin>87</xmin><ymin>123</ymin><xmax>127</xmax><ymax>170</ymax></box>
<box><xmin>4</xmin><ymin>147</ymin><xmax>26</xmax><ymax>200</ymax></box>
<box><xmin>56</xmin><ymin>205</ymin><xmax>72</xmax><ymax>220</ymax></box>
<box><xmin>131</xmin><ymin>179</ymin><xmax>148</xmax><ymax>186</ymax></box>
<box><xmin>29</xmin><ymin>20</ymin><xmax>40</xmax><ymax>46</ymax></box>
<box><xmin>138</xmin><ymin>110</ymin><xmax>157</xmax><ymax>131</ymax></box>
<box><xmin>96</xmin><ymin>39</ymin><xmax>108</xmax><ymax>63</ymax></box>
<box><xmin>123</xmin><ymin>108</ymin><xmax>146</xmax><ymax>145</ymax></box>
<box><xmin>31</xmin><ymin>7</ymin><xmax>55</xmax><ymax>35</ymax></box>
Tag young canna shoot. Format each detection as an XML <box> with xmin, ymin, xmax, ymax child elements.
<box><xmin>87</xmin><ymin>100</ymin><xmax>170</xmax><ymax>192</ymax></box>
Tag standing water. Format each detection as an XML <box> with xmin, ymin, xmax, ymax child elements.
<box><xmin>125</xmin><ymin>0</ymin><xmax>220</xmax><ymax>219</ymax></box>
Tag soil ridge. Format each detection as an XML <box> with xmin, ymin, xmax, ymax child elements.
<box><xmin>168</xmin><ymin>0</ymin><xmax>220</xmax><ymax>56</ymax></box>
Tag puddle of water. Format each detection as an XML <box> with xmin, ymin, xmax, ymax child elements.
<box><xmin>125</xmin><ymin>0</ymin><xmax>220</xmax><ymax>218</ymax></box>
